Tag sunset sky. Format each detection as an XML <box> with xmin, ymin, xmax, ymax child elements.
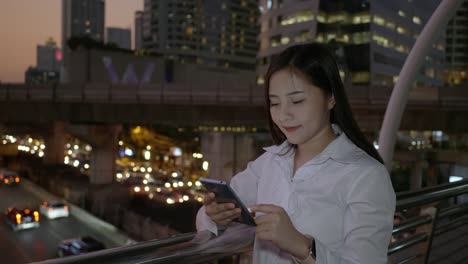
<box><xmin>0</xmin><ymin>0</ymin><xmax>143</xmax><ymax>83</ymax></box>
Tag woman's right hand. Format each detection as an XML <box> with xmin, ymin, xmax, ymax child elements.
<box><xmin>204</xmin><ymin>192</ymin><xmax>242</xmax><ymax>225</ymax></box>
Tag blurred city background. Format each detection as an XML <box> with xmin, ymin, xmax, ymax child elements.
<box><xmin>1</xmin><ymin>0</ymin><xmax>468</xmax><ymax>263</ymax></box>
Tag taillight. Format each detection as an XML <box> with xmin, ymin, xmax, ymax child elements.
<box><xmin>64</xmin><ymin>206</ymin><xmax>69</xmax><ymax>210</ymax></box>
<box><xmin>16</xmin><ymin>214</ymin><xmax>22</xmax><ymax>225</ymax></box>
<box><xmin>34</xmin><ymin>211</ymin><xmax>39</xmax><ymax>222</ymax></box>
<box><xmin>15</xmin><ymin>177</ymin><xmax>20</xmax><ymax>183</ymax></box>
<box><xmin>4</xmin><ymin>179</ymin><xmax>8</xmax><ymax>184</ymax></box>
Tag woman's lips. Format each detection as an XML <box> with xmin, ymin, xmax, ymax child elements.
<box><xmin>284</xmin><ymin>126</ymin><xmax>301</xmax><ymax>132</ymax></box>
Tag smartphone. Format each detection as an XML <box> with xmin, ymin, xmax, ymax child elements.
<box><xmin>199</xmin><ymin>177</ymin><xmax>256</xmax><ymax>226</ymax></box>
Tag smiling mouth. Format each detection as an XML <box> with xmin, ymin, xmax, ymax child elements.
<box><xmin>284</xmin><ymin>126</ymin><xmax>301</xmax><ymax>132</ymax></box>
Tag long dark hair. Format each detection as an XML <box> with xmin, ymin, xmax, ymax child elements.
<box><xmin>264</xmin><ymin>43</ymin><xmax>383</xmax><ymax>164</ymax></box>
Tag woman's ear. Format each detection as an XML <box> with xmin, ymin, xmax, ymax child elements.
<box><xmin>328</xmin><ymin>94</ymin><xmax>336</xmax><ymax>110</ymax></box>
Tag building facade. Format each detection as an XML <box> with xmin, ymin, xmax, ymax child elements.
<box><xmin>37</xmin><ymin>38</ymin><xmax>62</xmax><ymax>72</ymax></box>
<box><xmin>142</xmin><ymin>0</ymin><xmax>259</xmax><ymax>70</ymax></box>
<box><xmin>62</xmin><ymin>0</ymin><xmax>105</xmax><ymax>51</ymax></box>
<box><xmin>445</xmin><ymin>0</ymin><xmax>468</xmax><ymax>86</ymax></box>
<box><xmin>135</xmin><ymin>11</ymin><xmax>144</xmax><ymax>50</ymax></box>
<box><xmin>257</xmin><ymin>0</ymin><xmax>444</xmax><ymax>88</ymax></box>
<box><xmin>107</xmin><ymin>27</ymin><xmax>132</xmax><ymax>49</ymax></box>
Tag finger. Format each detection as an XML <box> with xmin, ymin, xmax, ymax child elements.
<box><xmin>250</xmin><ymin>204</ymin><xmax>282</xmax><ymax>214</ymax></box>
<box><xmin>254</xmin><ymin>214</ymin><xmax>273</xmax><ymax>226</ymax></box>
<box><xmin>207</xmin><ymin>203</ymin><xmax>235</xmax><ymax>217</ymax></box>
<box><xmin>218</xmin><ymin>211</ymin><xmax>242</xmax><ymax>225</ymax></box>
<box><xmin>203</xmin><ymin>193</ymin><xmax>216</xmax><ymax>205</ymax></box>
<box><xmin>212</xmin><ymin>208</ymin><xmax>241</xmax><ymax>222</ymax></box>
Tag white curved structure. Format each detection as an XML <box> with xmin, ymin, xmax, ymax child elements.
<box><xmin>378</xmin><ymin>0</ymin><xmax>464</xmax><ymax>170</ymax></box>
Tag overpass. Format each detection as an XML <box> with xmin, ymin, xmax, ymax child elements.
<box><xmin>1</xmin><ymin>83</ymin><xmax>468</xmax><ymax>131</ymax></box>
<box><xmin>2</xmin><ymin>82</ymin><xmax>468</xmax><ymax>183</ymax></box>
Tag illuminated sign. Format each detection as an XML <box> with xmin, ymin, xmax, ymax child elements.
<box><xmin>102</xmin><ymin>56</ymin><xmax>155</xmax><ymax>84</ymax></box>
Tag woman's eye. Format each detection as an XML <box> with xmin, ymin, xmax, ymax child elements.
<box><xmin>270</xmin><ymin>103</ymin><xmax>279</xmax><ymax>107</ymax></box>
<box><xmin>292</xmin><ymin>99</ymin><xmax>304</xmax><ymax>104</ymax></box>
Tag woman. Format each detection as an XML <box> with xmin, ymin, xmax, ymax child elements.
<box><xmin>196</xmin><ymin>43</ymin><xmax>396</xmax><ymax>264</ymax></box>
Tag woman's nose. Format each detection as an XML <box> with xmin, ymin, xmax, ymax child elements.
<box><xmin>278</xmin><ymin>104</ymin><xmax>292</xmax><ymax>122</ymax></box>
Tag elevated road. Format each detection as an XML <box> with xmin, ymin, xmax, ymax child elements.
<box><xmin>1</xmin><ymin>83</ymin><xmax>468</xmax><ymax>131</ymax></box>
<box><xmin>0</xmin><ymin>180</ymin><xmax>127</xmax><ymax>263</ymax></box>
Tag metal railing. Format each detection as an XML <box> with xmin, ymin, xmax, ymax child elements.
<box><xmin>32</xmin><ymin>180</ymin><xmax>468</xmax><ymax>264</ymax></box>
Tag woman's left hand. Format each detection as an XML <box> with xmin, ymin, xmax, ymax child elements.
<box><xmin>250</xmin><ymin>204</ymin><xmax>310</xmax><ymax>259</ymax></box>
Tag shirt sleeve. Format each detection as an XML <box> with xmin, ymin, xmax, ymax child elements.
<box><xmin>229</xmin><ymin>157</ymin><xmax>263</xmax><ymax>208</ymax></box>
<box><xmin>195</xmin><ymin>155</ymin><xmax>264</xmax><ymax>235</ymax></box>
<box><xmin>340</xmin><ymin>164</ymin><xmax>396</xmax><ymax>264</ymax></box>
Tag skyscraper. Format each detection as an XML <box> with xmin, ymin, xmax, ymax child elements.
<box><xmin>445</xmin><ymin>0</ymin><xmax>468</xmax><ymax>86</ymax></box>
<box><xmin>135</xmin><ymin>11</ymin><xmax>144</xmax><ymax>50</ymax></box>
<box><xmin>62</xmin><ymin>0</ymin><xmax>105</xmax><ymax>51</ymax></box>
<box><xmin>257</xmin><ymin>0</ymin><xmax>444</xmax><ymax>88</ymax></box>
<box><xmin>107</xmin><ymin>27</ymin><xmax>132</xmax><ymax>50</ymax></box>
<box><xmin>37</xmin><ymin>38</ymin><xmax>62</xmax><ymax>72</ymax></box>
<box><xmin>142</xmin><ymin>0</ymin><xmax>259</xmax><ymax>70</ymax></box>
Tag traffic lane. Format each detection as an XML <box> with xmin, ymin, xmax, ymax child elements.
<box><xmin>0</xmin><ymin>183</ymin><xmax>118</xmax><ymax>262</ymax></box>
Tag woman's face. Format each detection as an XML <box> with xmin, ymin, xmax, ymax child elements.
<box><xmin>269</xmin><ymin>68</ymin><xmax>335</xmax><ymax>146</ymax></box>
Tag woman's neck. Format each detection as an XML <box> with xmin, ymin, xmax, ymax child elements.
<box><xmin>293</xmin><ymin>125</ymin><xmax>337</xmax><ymax>173</ymax></box>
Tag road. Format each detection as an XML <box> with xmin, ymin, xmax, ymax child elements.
<box><xmin>0</xmin><ymin>183</ymin><xmax>119</xmax><ymax>263</ymax></box>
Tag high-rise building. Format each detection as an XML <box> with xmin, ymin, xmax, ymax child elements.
<box><xmin>62</xmin><ymin>0</ymin><xmax>105</xmax><ymax>51</ymax></box>
<box><xmin>135</xmin><ymin>11</ymin><xmax>144</xmax><ymax>50</ymax></box>
<box><xmin>257</xmin><ymin>0</ymin><xmax>445</xmax><ymax>88</ymax></box>
<box><xmin>445</xmin><ymin>0</ymin><xmax>468</xmax><ymax>86</ymax></box>
<box><xmin>142</xmin><ymin>0</ymin><xmax>259</xmax><ymax>70</ymax></box>
<box><xmin>107</xmin><ymin>27</ymin><xmax>132</xmax><ymax>49</ymax></box>
<box><xmin>37</xmin><ymin>38</ymin><xmax>62</xmax><ymax>72</ymax></box>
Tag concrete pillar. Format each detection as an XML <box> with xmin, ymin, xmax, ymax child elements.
<box><xmin>44</xmin><ymin>121</ymin><xmax>66</xmax><ymax>164</ymax></box>
<box><xmin>89</xmin><ymin>125</ymin><xmax>122</xmax><ymax>184</ymax></box>
<box><xmin>410</xmin><ymin>159</ymin><xmax>428</xmax><ymax>190</ymax></box>
<box><xmin>201</xmin><ymin>132</ymin><xmax>269</xmax><ymax>181</ymax></box>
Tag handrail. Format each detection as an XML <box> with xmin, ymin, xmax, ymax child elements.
<box><xmin>392</xmin><ymin>215</ymin><xmax>432</xmax><ymax>235</ymax></box>
<box><xmin>32</xmin><ymin>179</ymin><xmax>468</xmax><ymax>264</ymax></box>
<box><xmin>388</xmin><ymin>233</ymin><xmax>428</xmax><ymax>255</ymax></box>
<box><xmin>396</xmin><ymin>180</ymin><xmax>468</xmax><ymax>210</ymax></box>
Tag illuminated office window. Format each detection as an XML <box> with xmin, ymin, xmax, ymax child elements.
<box><xmin>398</xmin><ymin>10</ymin><xmax>406</xmax><ymax>17</ymax></box>
<box><xmin>351</xmin><ymin>72</ymin><xmax>370</xmax><ymax>83</ymax></box>
<box><xmin>373</xmin><ymin>15</ymin><xmax>385</xmax><ymax>26</ymax></box>
<box><xmin>281</xmin><ymin>10</ymin><xmax>314</xmax><ymax>26</ymax></box>
<box><xmin>257</xmin><ymin>75</ymin><xmax>265</xmax><ymax>85</ymax></box>
<box><xmin>413</xmin><ymin>16</ymin><xmax>421</xmax><ymax>24</ymax></box>
<box><xmin>315</xmin><ymin>34</ymin><xmax>325</xmax><ymax>43</ymax></box>
<box><xmin>281</xmin><ymin>36</ymin><xmax>290</xmax><ymax>45</ymax></box>
<box><xmin>294</xmin><ymin>30</ymin><xmax>312</xmax><ymax>43</ymax></box>
<box><xmin>425</xmin><ymin>68</ymin><xmax>435</xmax><ymax>78</ymax></box>
<box><xmin>317</xmin><ymin>13</ymin><xmax>326</xmax><ymax>23</ymax></box>
<box><xmin>352</xmin><ymin>32</ymin><xmax>370</xmax><ymax>44</ymax></box>
<box><xmin>270</xmin><ymin>35</ymin><xmax>281</xmax><ymax>47</ymax></box>
<box><xmin>395</xmin><ymin>44</ymin><xmax>409</xmax><ymax>54</ymax></box>
<box><xmin>386</xmin><ymin>21</ymin><xmax>396</xmax><ymax>30</ymax></box>
<box><xmin>328</xmin><ymin>12</ymin><xmax>346</xmax><ymax>23</ymax></box>
<box><xmin>397</xmin><ymin>26</ymin><xmax>406</xmax><ymax>35</ymax></box>
<box><xmin>338</xmin><ymin>34</ymin><xmax>350</xmax><ymax>43</ymax></box>
<box><xmin>353</xmin><ymin>13</ymin><xmax>370</xmax><ymax>24</ymax></box>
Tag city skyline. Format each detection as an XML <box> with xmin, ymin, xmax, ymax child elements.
<box><xmin>0</xmin><ymin>0</ymin><xmax>143</xmax><ymax>83</ymax></box>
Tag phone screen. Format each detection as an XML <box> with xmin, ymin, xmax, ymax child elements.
<box><xmin>200</xmin><ymin>177</ymin><xmax>256</xmax><ymax>226</ymax></box>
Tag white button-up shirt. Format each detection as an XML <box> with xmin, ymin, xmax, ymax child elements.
<box><xmin>197</xmin><ymin>127</ymin><xmax>396</xmax><ymax>264</ymax></box>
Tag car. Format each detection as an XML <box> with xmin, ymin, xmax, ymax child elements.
<box><xmin>40</xmin><ymin>201</ymin><xmax>70</xmax><ymax>219</ymax></box>
<box><xmin>57</xmin><ymin>236</ymin><xmax>106</xmax><ymax>257</ymax></box>
<box><xmin>5</xmin><ymin>207</ymin><xmax>40</xmax><ymax>231</ymax></box>
<box><xmin>0</xmin><ymin>169</ymin><xmax>20</xmax><ymax>186</ymax></box>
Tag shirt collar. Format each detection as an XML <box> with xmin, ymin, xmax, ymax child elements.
<box><xmin>263</xmin><ymin>124</ymin><xmax>364</xmax><ymax>164</ymax></box>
